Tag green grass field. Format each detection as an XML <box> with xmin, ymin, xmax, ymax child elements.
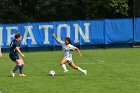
<box><xmin>0</xmin><ymin>48</ymin><xmax>140</xmax><ymax>93</ymax></box>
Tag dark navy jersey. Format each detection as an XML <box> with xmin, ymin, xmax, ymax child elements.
<box><xmin>9</xmin><ymin>39</ymin><xmax>20</xmax><ymax>56</ymax></box>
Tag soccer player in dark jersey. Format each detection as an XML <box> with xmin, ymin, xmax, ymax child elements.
<box><xmin>9</xmin><ymin>33</ymin><xmax>26</xmax><ymax>77</ymax></box>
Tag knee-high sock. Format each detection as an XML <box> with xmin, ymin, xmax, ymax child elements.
<box><xmin>19</xmin><ymin>65</ymin><xmax>24</xmax><ymax>74</ymax></box>
<box><xmin>13</xmin><ymin>65</ymin><xmax>20</xmax><ymax>73</ymax></box>
<box><xmin>78</xmin><ymin>67</ymin><xmax>85</xmax><ymax>73</ymax></box>
<box><xmin>61</xmin><ymin>64</ymin><xmax>68</xmax><ymax>71</ymax></box>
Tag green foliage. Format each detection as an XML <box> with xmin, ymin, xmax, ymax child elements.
<box><xmin>0</xmin><ymin>0</ymin><xmax>132</xmax><ymax>23</ymax></box>
<box><xmin>110</xmin><ymin>0</ymin><xmax>129</xmax><ymax>16</ymax></box>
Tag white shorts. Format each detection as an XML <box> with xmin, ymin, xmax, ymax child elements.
<box><xmin>64</xmin><ymin>54</ymin><xmax>73</xmax><ymax>63</ymax></box>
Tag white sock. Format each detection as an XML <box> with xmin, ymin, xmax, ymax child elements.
<box><xmin>78</xmin><ymin>67</ymin><xmax>85</xmax><ymax>73</ymax></box>
<box><xmin>62</xmin><ymin>64</ymin><xmax>68</xmax><ymax>71</ymax></box>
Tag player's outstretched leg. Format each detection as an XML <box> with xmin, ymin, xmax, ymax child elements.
<box><xmin>69</xmin><ymin>62</ymin><xmax>87</xmax><ymax>75</ymax></box>
<box><xmin>60</xmin><ymin>59</ymin><xmax>68</xmax><ymax>73</ymax></box>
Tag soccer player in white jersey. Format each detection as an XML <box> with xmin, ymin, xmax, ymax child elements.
<box><xmin>52</xmin><ymin>33</ymin><xmax>87</xmax><ymax>75</ymax></box>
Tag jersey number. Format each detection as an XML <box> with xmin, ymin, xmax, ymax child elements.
<box><xmin>10</xmin><ymin>42</ymin><xmax>14</xmax><ymax>47</ymax></box>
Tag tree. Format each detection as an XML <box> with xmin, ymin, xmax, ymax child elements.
<box><xmin>0</xmin><ymin>0</ymin><xmax>131</xmax><ymax>23</ymax></box>
<box><xmin>84</xmin><ymin>0</ymin><xmax>129</xmax><ymax>19</ymax></box>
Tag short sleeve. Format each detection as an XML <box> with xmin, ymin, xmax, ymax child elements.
<box><xmin>68</xmin><ymin>44</ymin><xmax>77</xmax><ymax>50</ymax></box>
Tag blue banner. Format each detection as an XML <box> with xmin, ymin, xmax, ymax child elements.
<box><xmin>134</xmin><ymin>18</ymin><xmax>140</xmax><ymax>42</ymax></box>
<box><xmin>0</xmin><ymin>18</ymin><xmax>134</xmax><ymax>48</ymax></box>
<box><xmin>105</xmin><ymin>19</ymin><xmax>133</xmax><ymax>44</ymax></box>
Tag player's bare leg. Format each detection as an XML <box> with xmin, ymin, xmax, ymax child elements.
<box><xmin>69</xmin><ymin>62</ymin><xmax>87</xmax><ymax>75</ymax></box>
<box><xmin>60</xmin><ymin>59</ymin><xmax>69</xmax><ymax>72</ymax></box>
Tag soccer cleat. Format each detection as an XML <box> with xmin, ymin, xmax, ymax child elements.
<box><xmin>10</xmin><ymin>71</ymin><xmax>15</xmax><ymax>77</ymax></box>
<box><xmin>19</xmin><ymin>74</ymin><xmax>26</xmax><ymax>77</ymax></box>
<box><xmin>64</xmin><ymin>70</ymin><xmax>69</xmax><ymax>73</ymax></box>
<box><xmin>83</xmin><ymin>70</ymin><xmax>87</xmax><ymax>75</ymax></box>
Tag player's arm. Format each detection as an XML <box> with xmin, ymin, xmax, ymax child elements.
<box><xmin>69</xmin><ymin>44</ymin><xmax>82</xmax><ymax>56</ymax></box>
<box><xmin>75</xmin><ymin>48</ymin><xmax>82</xmax><ymax>56</ymax></box>
<box><xmin>52</xmin><ymin>33</ymin><xmax>61</xmax><ymax>44</ymax></box>
<box><xmin>16</xmin><ymin>47</ymin><xmax>24</xmax><ymax>57</ymax></box>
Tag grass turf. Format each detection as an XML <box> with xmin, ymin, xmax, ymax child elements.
<box><xmin>0</xmin><ymin>48</ymin><xmax>140</xmax><ymax>93</ymax></box>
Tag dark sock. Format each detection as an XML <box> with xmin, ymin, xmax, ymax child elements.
<box><xmin>13</xmin><ymin>65</ymin><xmax>20</xmax><ymax>73</ymax></box>
<box><xmin>19</xmin><ymin>65</ymin><xmax>24</xmax><ymax>74</ymax></box>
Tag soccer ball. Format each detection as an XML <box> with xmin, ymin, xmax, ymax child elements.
<box><xmin>48</xmin><ymin>70</ymin><xmax>55</xmax><ymax>76</ymax></box>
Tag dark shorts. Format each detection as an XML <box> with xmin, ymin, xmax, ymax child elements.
<box><xmin>9</xmin><ymin>55</ymin><xmax>20</xmax><ymax>62</ymax></box>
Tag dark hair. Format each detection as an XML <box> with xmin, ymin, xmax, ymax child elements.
<box><xmin>65</xmin><ymin>37</ymin><xmax>71</xmax><ymax>44</ymax></box>
<box><xmin>14</xmin><ymin>33</ymin><xmax>22</xmax><ymax>39</ymax></box>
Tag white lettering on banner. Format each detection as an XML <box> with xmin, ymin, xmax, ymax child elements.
<box><xmin>74</xmin><ymin>23</ymin><xmax>90</xmax><ymax>43</ymax></box>
<box><xmin>6</xmin><ymin>26</ymin><xmax>18</xmax><ymax>45</ymax></box>
<box><xmin>39</xmin><ymin>25</ymin><xmax>53</xmax><ymax>44</ymax></box>
<box><xmin>22</xmin><ymin>26</ymin><xmax>37</xmax><ymax>45</ymax></box>
<box><xmin>57</xmin><ymin>24</ymin><xmax>70</xmax><ymax>41</ymax></box>
<box><xmin>0</xmin><ymin>22</ymin><xmax>91</xmax><ymax>47</ymax></box>
<box><xmin>0</xmin><ymin>27</ymin><xmax>3</xmax><ymax>46</ymax></box>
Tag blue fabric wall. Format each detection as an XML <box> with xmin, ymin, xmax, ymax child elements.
<box><xmin>0</xmin><ymin>18</ymin><xmax>140</xmax><ymax>48</ymax></box>
<box><xmin>134</xmin><ymin>18</ymin><xmax>140</xmax><ymax>42</ymax></box>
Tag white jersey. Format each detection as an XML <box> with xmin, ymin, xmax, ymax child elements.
<box><xmin>61</xmin><ymin>41</ymin><xmax>77</xmax><ymax>58</ymax></box>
